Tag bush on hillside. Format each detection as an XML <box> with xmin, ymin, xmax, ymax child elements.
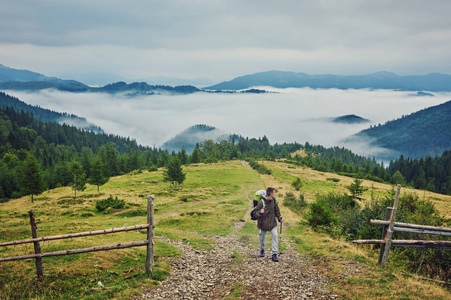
<box><xmin>247</xmin><ymin>159</ymin><xmax>271</xmax><ymax>175</ymax></box>
<box><xmin>284</xmin><ymin>192</ymin><xmax>307</xmax><ymax>213</ymax></box>
<box><xmin>96</xmin><ymin>195</ymin><xmax>125</xmax><ymax>212</ymax></box>
<box><xmin>291</xmin><ymin>177</ymin><xmax>303</xmax><ymax>191</ymax></box>
<box><xmin>306</xmin><ymin>188</ymin><xmax>451</xmax><ymax>281</ymax></box>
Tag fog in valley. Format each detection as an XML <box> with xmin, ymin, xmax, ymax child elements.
<box><xmin>7</xmin><ymin>88</ymin><xmax>451</xmax><ymax>160</ymax></box>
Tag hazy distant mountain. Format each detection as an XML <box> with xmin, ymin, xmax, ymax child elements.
<box><xmin>205</xmin><ymin>70</ymin><xmax>451</xmax><ymax>92</ymax></box>
<box><xmin>332</xmin><ymin>115</ymin><xmax>370</xmax><ymax>124</ymax></box>
<box><xmin>161</xmin><ymin>124</ymin><xmax>230</xmax><ymax>153</ymax></box>
<box><xmin>0</xmin><ymin>64</ymin><xmax>87</xmax><ymax>86</ymax></box>
<box><xmin>0</xmin><ymin>91</ymin><xmax>103</xmax><ymax>133</ymax></box>
<box><xmin>138</xmin><ymin>76</ymin><xmax>215</xmax><ymax>87</ymax></box>
<box><xmin>354</xmin><ymin>100</ymin><xmax>451</xmax><ymax>159</ymax></box>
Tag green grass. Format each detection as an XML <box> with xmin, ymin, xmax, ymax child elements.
<box><xmin>224</xmin><ymin>282</ymin><xmax>244</xmax><ymax>299</ymax></box>
<box><xmin>0</xmin><ymin>161</ymin><xmax>262</xmax><ymax>299</ymax></box>
<box><xmin>1</xmin><ymin>160</ymin><xmax>450</xmax><ymax>299</ymax></box>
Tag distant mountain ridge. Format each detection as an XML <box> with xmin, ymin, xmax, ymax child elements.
<box><xmin>0</xmin><ymin>64</ymin><xmax>86</xmax><ymax>86</ymax></box>
<box><xmin>355</xmin><ymin>100</ymin><xmax>451</xmax><ymax>159</ymax></box>
<box><xmin>206</xmin><ymin>70</ymin><xmax>451</xmax><ymax>91</ymax></box>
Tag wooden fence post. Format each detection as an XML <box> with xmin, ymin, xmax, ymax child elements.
<box><xmin>28</xmin><ymin>210</ymin><xmax>43</xmax><ymax>278</ymax></box>
<box><xmin>145</xmin><ymin>195</ymin><xmax>155</xmax><ymax>274</ymax></box>
<box><xmin>380</xmin><ymin>184</ymin><xmax>401</xmax><ymax>265</ymax></box>
<box><xmin>378</xmin><ymin>207</ymin><xmax>393</xmax><ymax>264</ymax></box>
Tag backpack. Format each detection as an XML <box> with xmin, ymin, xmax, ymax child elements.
<box><xmin>250</xmin><ymin>190</ymin><xmax>266</xmax><ymax>220</ymax></box>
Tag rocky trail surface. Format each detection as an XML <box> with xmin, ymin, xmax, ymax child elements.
<box><xmin>136</xmin><ymin>217</ymin><xmax>338</xmax><ymax>300</ymax></box>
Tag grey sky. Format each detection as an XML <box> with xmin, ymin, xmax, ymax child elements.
<box><xmin>1</xmin><ymin>0</ymin><xmax>451</xmax><ymax>85</ymax></box>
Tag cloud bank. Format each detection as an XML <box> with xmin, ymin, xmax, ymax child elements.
<box><xmin>1</xmin><ymin>1</ymin><xmax>451</xmax><ymax>84</ymax></box>
<box><xmin>6</xmin><ymin>88</ymin><xmax>450</xmax><ymax>160</ymax></box>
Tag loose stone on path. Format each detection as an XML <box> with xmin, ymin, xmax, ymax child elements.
<box><xmin>136</xmin><ymin>233</ymin><xmax>333</xmax><ymax>300</ymax></box>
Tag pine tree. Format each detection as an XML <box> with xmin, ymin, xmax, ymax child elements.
<box><xmin>347</xmin><ymin>178</ymin><xmax>367</xmax><ymax>200</ymax></box>
<box><xmin>191</xmin><ymin>147</ymin><xmax>200</xmax><ymax>163</ymax></box>
<box><xmin>163</xmin><ymin>157</ymin><xmax>186</xmax><ymax>189</ymax></box>
<box><xmin>178</xmin><ymin>147</ymin><xmax>187</xmax><ymax>165</ymax></box>
<box><xmin>90</xmin><ymin>156</ymin><xmax>108</xmax><ymax>193</ymax></box>
<box><xmin>21</xmin><ymin>153</ymin><xmax>45</xmax><ymax>203</ymax></box>
<box><xmin>71</xmin><ymin>160</ymin><xmax>87</xmax><ymax>199</ymax></box>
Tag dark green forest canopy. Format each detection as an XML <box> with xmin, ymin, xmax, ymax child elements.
<box><xmin>358</xmin><ymin>100</ymin><xmax>451</xmax><ymax>158</ymax></box>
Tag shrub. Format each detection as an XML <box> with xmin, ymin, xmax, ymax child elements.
<box><xmin>247</xmin><ymin>159</ymin><xmax>271</xmax><ymax>175</ymax></box>
<box><xmin>96</xmin><ymin>195</ymin><xmax>125</xmax><ymax>212</ymax></box>
<box><xmin>326</xmin><ymin>177</ymin><xmax>340</xmax><ymax>182</ymax></box>
<box><xmin>148</xmin><ymin>165</ymin><xmax>158</xmax><ymax>172</ymax></box>
<box><xmin>291</xmin><ymin>177</ymin><xmax>303</xmax><ymax>191</ymax></box>
<box><xmin>306</xmin><ymin>201</ymin><xmax>338</xmax><ymax>228</ymax></box>
<box><xmin>284</xmin><ymin>192</ymin><xmax>307</xmax><ymax>213</ymax></box>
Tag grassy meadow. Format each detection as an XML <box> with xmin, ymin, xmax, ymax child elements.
<box><xmin>0</xmin><ymin>159</ymin><xmax>450</xmax><ymax>299</ymax></box>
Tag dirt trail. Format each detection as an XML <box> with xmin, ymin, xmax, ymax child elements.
<box><xmin>136</xmin><ymin>161</ymin><xmax>336</xmax><ymax>299</ymax></box>
<box><xmin>137</xmin><ymin>213</ymin><xmax>335</xmax><ymax>299</ymax></box>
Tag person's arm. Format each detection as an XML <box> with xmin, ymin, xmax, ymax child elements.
<box><xmin>253</xmin><ymin>201</ymin><xmax>263</xmax><ymax>218</ymax></box>
<box><xmin>275</xmin><ymin>202</ymin><xmax>282</xmax><ymax>222</ymax></box>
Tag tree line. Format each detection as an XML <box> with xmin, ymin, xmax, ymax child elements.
<box><xmin>2</xmin><ymin>103</ymin><xmax>451</xmax><ymax>202</ymax></box>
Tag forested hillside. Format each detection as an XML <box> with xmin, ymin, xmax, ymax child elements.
<box><xmin>0</xmin><ymin>92</ymin><xmax>102</xmax><ymax>133</ymax></box>
<box><xmin>388</xmin><ymin>152</ymin><xmax>451</xmax><ymax>194</ymax></box>
<box><xmin>0</xmin><ymin>106</ymin><xmax>164</xmax><ymax>200</ymax></box>
<box><xmin>357</xmin><ymin>100</ymin><xmax>451</xmax><ymax>158</ymax></box>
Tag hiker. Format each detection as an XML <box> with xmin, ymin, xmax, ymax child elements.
<box><xmin>252</xmin><ymin>187</ymin><xmax>283</xmax><ymax>262</ymax></box>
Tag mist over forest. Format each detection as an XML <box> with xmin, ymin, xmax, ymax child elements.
<box><xmin>6</xmin><ymin>87</ymin><xmax>450</xmax><ymax>161</ymax></box>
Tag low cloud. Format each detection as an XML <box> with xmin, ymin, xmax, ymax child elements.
<box><xmin>6</xmin><ymin>88</ymin><xmax>450</xmax><ymax>160</ymax></box>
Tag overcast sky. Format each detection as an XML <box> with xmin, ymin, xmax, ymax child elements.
<box><xmin>1</xmin><ymin>0</ymin><xmax>451</xmax><ymax>85</ymax></box>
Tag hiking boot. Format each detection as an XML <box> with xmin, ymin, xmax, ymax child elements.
<box><xmin>272</xmin><ymin>254</ymin><xmax>279</xmax><ymax>262</ymax></box>
<box><xmin>260</xmin><ymin>249</ymin><xmax>265</xmax><ymax>257</ymax></box>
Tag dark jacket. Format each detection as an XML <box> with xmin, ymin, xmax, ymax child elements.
<box><xmin>252</xmin><ymin>198</ymin><xmax>281</xmax><ymax>231</ymax></box>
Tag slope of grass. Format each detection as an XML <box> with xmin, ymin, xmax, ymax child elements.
<box><xmin>260</xmin><ymin>160</ymin><xmax>451</xmax><ymax>299</ymax></box>
<box><xmin>1</xmin><ymin>160</ymin><xmax>450</xmax><ymax>299</ymax></box>
<box><xmin>0</xmin><ymin>161</ymin><xmax>263</xmax><ymax>299</ymax></box>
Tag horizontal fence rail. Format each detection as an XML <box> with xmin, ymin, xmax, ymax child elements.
<box><xmin>352</xmin><ymin>186</ymin><xmax>451</xmax><ymax>264</ymax></box>
<box><xmin>0</xmin><ymin>224</ymin><xmax>150</xmax><ymax>247</ymax></box>
<box><xmin>352</xmin><ymin>240</ymin><xmax>451</xmax><ymax>249</ymax></box>
<box><xmin>0</xmin><ymin>240</ymin><xmax>149</xmax><ymax>262</ymax></box>
<box><xmin>371</xmin><ymin>220</ymin><xmax>451</xmax><ymax>236</ymax></box>
<box><xmin>0</xmin><ymin>195</ymin><xmax>155</xmax><ymax>278</ymax></box>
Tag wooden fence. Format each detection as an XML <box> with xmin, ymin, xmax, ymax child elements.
<box><xmin>0</xmin><ymin>195</ymin><xmax>155</xmax><ymax>278</ymax></box>
<box><xmin>353</xmin><ymin>185</ymin><xmax>451</xmax><ymax>264</ymax></box>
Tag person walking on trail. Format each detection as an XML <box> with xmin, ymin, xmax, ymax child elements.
<box><xmin>252</xmin><ymin>187</ymin><xmax>283</xmax><ymax>262</ymax></box>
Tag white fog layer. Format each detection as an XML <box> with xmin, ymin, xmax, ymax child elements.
<box><xmin>6</xmin><ymin>88</ymin><xmax>450</xmax><ymax>159</ymax></box>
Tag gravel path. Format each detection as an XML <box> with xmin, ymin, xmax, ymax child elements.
<box><xmin>137</xmin><ymin>225</ymin><xmax>337</xmax><ymax>299</ymax></box>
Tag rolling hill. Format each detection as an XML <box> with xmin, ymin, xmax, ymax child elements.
<box><xmin>161</xmin><ymin>124</ymin><xmax>230</xmax><ymax>153</ymax></box>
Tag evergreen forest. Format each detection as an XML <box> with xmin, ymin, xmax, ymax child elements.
<box><xmin>1</xmin><ymin>91</ymin><xmax>451</xmax><ymax>202</ymax></box>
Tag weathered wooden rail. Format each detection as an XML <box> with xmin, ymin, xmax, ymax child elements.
<box><xmin>0</xmin><ymin>195</ymin><xmax>155</xmax><ymax>278</ymax></box>
<box><xmin>353</xmin><ymin>185</ymin><xmax>451</xmax><ymax>264</ymax></box>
